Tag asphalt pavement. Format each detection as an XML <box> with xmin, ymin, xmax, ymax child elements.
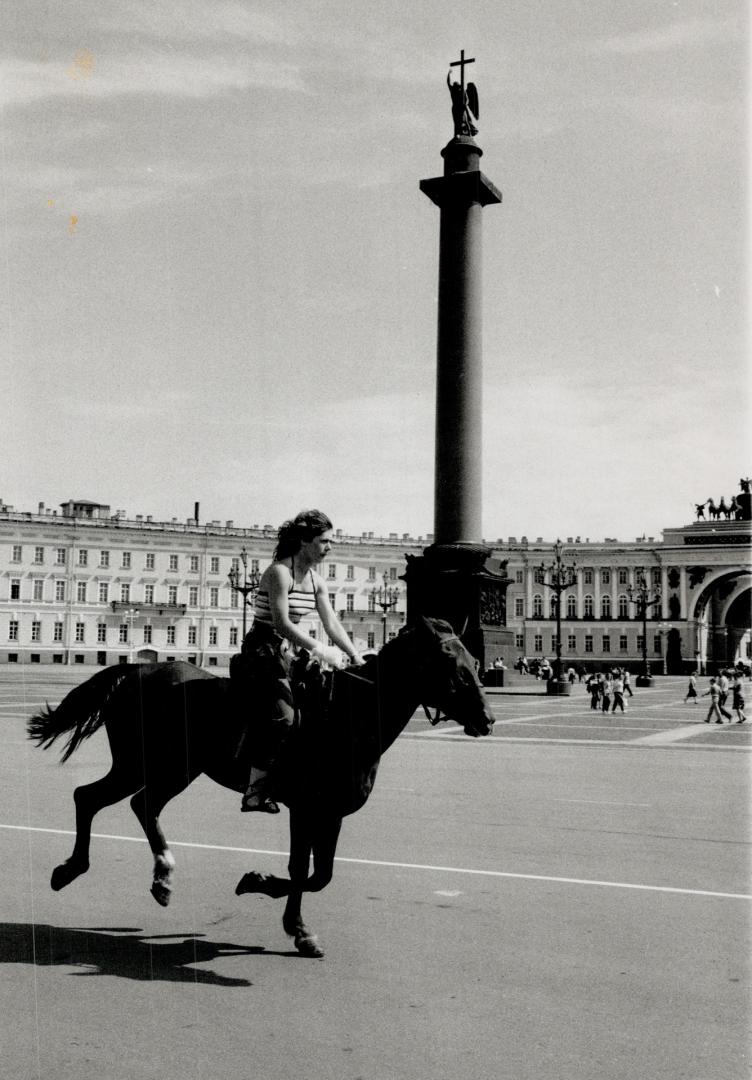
<box><xmin>1</xmin><ymin>667</ymin><xmax>749</xmax><ymax>1080</ymax></box>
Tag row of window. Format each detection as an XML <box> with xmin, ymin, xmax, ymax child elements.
<box><xmin>515</xmin><ymin>594</ymin><xmax>668</xmax><ymax>619</ymax></box>
<box><xmin>530</xmin><ymin>567</ymin><xmax>661</xmax><ymax>587</ymax></box>
<box><xmin>8</xmin><ymin>546</ymin><xmax>401</xmax><ymax>583</ymax></box>
<box><xmin>522</xmin><ymin>632</ymin><xmax>663</xmax><ymax>654</ymax></box>
<box><xmin>8</xmin><ymin>546</ymin><xmax>230</xmax><ymax>573</ymax></box>
<box><xmin>8</xmin><ymin>579</ymin><xmax>221</xmax><ymax>606</ymax></box>
<box><xmin>7</xmin><ymin>580</ymin><xmax>405</xmax><ymax>610</ymax></box>
<box><xmin>5</xmin><ymin>619</ymin><xmax>384</xmax><ymax>651</ymax></box>
<box><xmin>7</xmin><ymin>619</ymin><xmax>230</xmax><ymax>646</ymax></box>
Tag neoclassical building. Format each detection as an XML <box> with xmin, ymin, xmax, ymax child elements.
<box><xmin>0</xmin><ymin>496</ymin><xmax>749</xmax><ymax>673</ymax></box>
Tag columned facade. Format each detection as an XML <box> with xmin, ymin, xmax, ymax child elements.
<box><xmin>0</xmin><ymin>499</ymin><xmax>749</xmax><ymax>673</ymax></box>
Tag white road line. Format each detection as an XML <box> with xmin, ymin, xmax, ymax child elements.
<box><xmin>407</xmin><ymin>733</ymin><xmax>751</xmax><ymax>751</ymax></box>
<box><xmin>632</xmin><ymin>724</ymin><xmax>720</xmax><ymax>745</ymax></box>
<box><xmin>2</xmin><ymin>822</ymin><xmax>749</xmax><ymax>901</ymax></box>
<box><xmin>551</xmin><ymin>798</ymin><xmax>651</xmax><ymax>807</ymax></box>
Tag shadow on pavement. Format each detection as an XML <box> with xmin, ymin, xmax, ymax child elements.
<box><xmin>0</xmin><ymin>922</ymin><xmax>299</xmax><ymax>985</ymax></box>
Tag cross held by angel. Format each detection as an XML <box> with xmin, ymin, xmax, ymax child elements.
<box><xmin>447</xmin><ymin>52</ymin><xmax>479</xmax><ymax>137</ymax></box>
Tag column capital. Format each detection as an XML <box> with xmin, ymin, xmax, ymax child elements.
<box><xmin>420</xmin><ymin>170</ymin><xmax>502</xmax><ymax>209</ymax></box>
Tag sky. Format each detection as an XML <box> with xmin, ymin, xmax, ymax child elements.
<box><xmin>1</xmin><ymin>0</ymin><xmax>748</xmax><ymax>544</ymax></box>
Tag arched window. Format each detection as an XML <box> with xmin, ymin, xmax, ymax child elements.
<box><xmin>532</xmin><ymin>594</ymin><xmax>543</xmax><ymax>618</ymax></box>
<box><xmin>618</xmin><ymin>594</ymin><xmax>629</xmax><ymax>618</ymax></box>
<box><xmin>584</xmin><ymin>594</ymin><xmax>594</xmax><ymax>618</ymax></box>
<box><xmin>566</xmin><ymin>594</ymin><xmax>577</xmax><ymax>618</ymax></box>
<box><xmin>601</xmin><ymin>594</ymin><xmax>612</xmax><ymax>618</ymax></box>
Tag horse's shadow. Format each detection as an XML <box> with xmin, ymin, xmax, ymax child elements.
<box><xmin>0</xmin><ymin>923</ymin><xmax>298</xmax><ymax>986</ymax></box>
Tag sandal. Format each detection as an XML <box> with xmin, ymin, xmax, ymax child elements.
<box><xmin>241</xmin><ymin>775</ymin><xmax>279</xmax><ymax>813</ymax></box>
<box><xmin>241</xmin><ymin>789</ymin><xmax>280</xmax><ymax>813</ymax></box>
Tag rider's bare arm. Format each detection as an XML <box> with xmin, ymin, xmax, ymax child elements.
<box><xmin>314</xmin><ymin>576</ymin><xmax>364</xmax><ymax>664</ymax></box>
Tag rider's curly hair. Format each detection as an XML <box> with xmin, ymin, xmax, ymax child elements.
<box><xmin>274</xmin><ymin>510</ymin><xmax>333</xmax><ymax>560</ymax></box>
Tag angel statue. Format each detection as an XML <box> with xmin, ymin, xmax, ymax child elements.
<box><xmin>447</xmin><ymin>70</ymin><xmax>479</xmax><ymax>137</ymax></box>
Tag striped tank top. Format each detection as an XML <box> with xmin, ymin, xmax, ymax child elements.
<box><xmin>253</xmin><ymin>564</ymin><xmax>317</xmax><ymax>625</ymax></box>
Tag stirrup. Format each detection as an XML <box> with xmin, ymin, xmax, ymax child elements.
<box><xmin>241</xmin><ymin>780</ymin><xmax>279</xmax><ymax>814</ymax></box>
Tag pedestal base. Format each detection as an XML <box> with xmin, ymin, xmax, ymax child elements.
<box><xmin>404</xmin><ymin>543</ymin><xmax>513</xmax><ymax>670</ymax></box>
<box><xmin>546</xmin><ymin>679</ymin><xmax>572</xmax><ymax>696</ymax></box>
<box><xmin>636</xmin><ymin>675</ymin><xmax>655</xmax><ymax>688</ymax></box>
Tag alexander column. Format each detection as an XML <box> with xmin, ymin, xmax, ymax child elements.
<box><xmin>405</xmin><ymin>52</ymin><xmax>513</xmax><ymax>671</ymax></box>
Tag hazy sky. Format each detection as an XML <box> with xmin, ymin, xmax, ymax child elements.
<box><xmin>1</xmin><ymin>1</ymin><xmax>748</xmax><ymax>543</ymax></box>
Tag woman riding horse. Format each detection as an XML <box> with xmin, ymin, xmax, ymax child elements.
<box><xmin>237</xmin><ymin>510</ymin><xmax>364</xmax><ymax>813</ymax></box>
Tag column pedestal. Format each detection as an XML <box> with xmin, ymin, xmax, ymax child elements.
<box><xmin>404</xmin><ymin>543</ymin><xmax>514</xmax><ymax>673</ymax></box>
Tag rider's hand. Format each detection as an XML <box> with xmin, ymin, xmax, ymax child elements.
<box><xmin>312</xmin><ymin>643</ymin><xmax>348</xmax><ymax>669</ymax></box>
<box><xmin>348</xmin><ymin>653</ymin><xmax>366</xmax><ymax>667</ymax></box>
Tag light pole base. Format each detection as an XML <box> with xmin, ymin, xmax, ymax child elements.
<box><xmin>636</xmin><ymin>675</ymin><xmax>655</xmax><ymax>688</ymax></box>
<box><xmin>546</xmin><ymin>679</ymin><xmax>572</xmax><ymax>696</ymax></box>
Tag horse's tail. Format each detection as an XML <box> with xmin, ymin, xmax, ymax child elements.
<box><xmin>27</xmin><ymin>665</ymin><xmax>134</xmax><ymax>762</ymax></box>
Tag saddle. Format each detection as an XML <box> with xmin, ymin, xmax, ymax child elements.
<box><xmin>228</xmin><ymin>650</ymin><xmax>334</xmax><ymax>771</ymax></box>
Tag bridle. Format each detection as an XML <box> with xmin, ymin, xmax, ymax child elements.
<box><xmin>418</xmin><ymin>631</ymin><xmax>464</xmax><ymax>727</ymax></box>
<box><xmin>340</xmin><ymin>629</ymin><xmax>476</xmax><ymax>729</ymax></box>
<box><xmin>422</xmin><ymin>703</ymin><xmax>447</xmax><ymax>726</ymax></box>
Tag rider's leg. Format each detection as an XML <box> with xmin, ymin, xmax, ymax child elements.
<box><xmin>241</xmin><ymin>672</ymin><xmax>296</xmax><ymax>813</ymax></box>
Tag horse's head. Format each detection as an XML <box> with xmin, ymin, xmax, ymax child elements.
<box><xmin>409</xmin><ymin>616</ymin><xmax>495</xmax><ymax>737</ymax></box>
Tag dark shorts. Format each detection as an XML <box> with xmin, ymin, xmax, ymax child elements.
<box><xmin>234</xmin><ymin>622</ymin><xmax>297</xmax><ymax>768</ymax></box>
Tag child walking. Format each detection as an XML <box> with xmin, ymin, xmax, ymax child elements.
<box><xmin>732</xmin><ymin>676</ymin><xmax>747</xmax><ymax>724</ymax></box>
<box><xmin>684</xmin><ymin>672</ymin><xmax>698</xmax><ymax>704</ymax></box>
<box><xmin>703</xmin><ymin>677</ymin><xmax>732</xmax><ymax>724</ymax></box>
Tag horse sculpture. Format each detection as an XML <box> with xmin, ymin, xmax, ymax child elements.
<box><xmin>706</xmin><ymin>498</ymin><xmax>721</xmax><ymax>521</ymax></box>
<box><xmin>28</xmin><ymin>617</ymin><xmax>494</xmax><ymax>958</ymax></box>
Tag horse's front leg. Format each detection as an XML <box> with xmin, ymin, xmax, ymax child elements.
<box><xmin>283</xmin><ymin>810</ymin><xmax>342</xmax><ymax>959</ymax></box>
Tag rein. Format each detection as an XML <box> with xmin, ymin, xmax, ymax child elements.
<box><xmin>420</xmin><ymin>632</ymin><xmax>461</xmax><ymax>726</ymax></box>
<box><xmin>338</xmin><ymin>630</ymin><xmax>464</xmax><ymax>728</ymax></box>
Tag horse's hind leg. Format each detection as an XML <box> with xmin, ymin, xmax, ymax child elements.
<box><xmin>51</xmin><ymin>766</ymin><xmax>140</xmax><ymax>891</ymax></box>
<box><xmin>130</xmin><ymin>770</ymin><xmax>195</xmax><ymax>907</ymax></box>
<box><xmin>282</xmin><ymin>809</ymin><xmax>342</xmax><ymax>959</ymax></box>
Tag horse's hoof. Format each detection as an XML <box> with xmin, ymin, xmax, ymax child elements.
<box><xmin>235</xmin><ymin>872</ymin><xmax>287</xmax><ymax>899</ymax></box>
<box><xmin>294</xmin><ymin>931</ymin><xmax>324</xmax><ymax>958</ymax></box>
<box><xmin>150</xmin><ymin>881</ymin><xmax>172</xmax><ymax>907</ymax></box>
<box><xmin>50</xmin><ymin>860</ymin><xmax>88</xmax><ymax>891</ymax></box>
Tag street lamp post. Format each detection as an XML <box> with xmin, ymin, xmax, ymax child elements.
<box><xmin>124</xmin><ymin>607</ymin><xmax>140</xmax><ymax>664</ymax></box>
<box><xmin>370</xmin><ymin>571</ymin><xmax>400</xmax><ymax>647</ymax></box>
<box><xmin>227</xmin><ymin>548</ymin><xmax>260</xmax><ymax>642</ymax></box>
<box><xmin>658</xmin><ymin>622</ymin><xmax>670</xmax><ymax>676</ymax></box>
<box><xmin>627</xmin><ymin>568</ymin><xmax>662</xmax><ymax>686</ymax></box>
<box><xmin>537</xmin><ymin>541</ymin><xmax>577</xmax><ymax>696</ymax></box>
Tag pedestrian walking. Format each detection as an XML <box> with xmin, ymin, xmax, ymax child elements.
<box><xmin>623</xmin><ymin>669</ymin><xmax>633</xmax><ymax>698</ymax></box>
<box><xmin>703</xmin><ymin>677</ymin><xmax>732</xmax><ymax>724</ymax></box>
<box><xmin>684</xmin><ymin>672</ymin><xmax>698</xmax><ymax>704</ymax></box>
<box><xmin>718</xmin><ymin>671</ymin><xmax>730</xmax><ymax>711</ymax></box>
<box><xmin>611</xmin><ymin>672</ymin><xmax>625</xmax><ymax>712</ymax></box>
<box><xmin>601</xmin><ymin>673</ymin><xmax>613</xmax><ymax>713</ymax></box>
<box><xmin>587</xmin><ymin>674</ymin><xmax>601</xmax><ymax>711</ymax></box>
<box><xmin>732</xmin><ymin>676</ymin><xmax>747</xmax><ymax>724</ymax></box>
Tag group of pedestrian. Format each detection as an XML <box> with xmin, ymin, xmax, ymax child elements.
<box><xmin>686</xmin><ymin>670</ymin><xmax>746</xmax><ymax>724</ymax></box>
<box><xmin>515</xmin><ymin>655</ymin><xmax>551</xmax><ymax>679</ymax></box>
<box><xmin>515</xmin><ymin>656</ymin><xmax>589</xmax><ymax>683</ymax></box>
<box><xmin>585</xmin><ymin>668</ymin><xmax>633</xmax><ymax>713</ymax></box>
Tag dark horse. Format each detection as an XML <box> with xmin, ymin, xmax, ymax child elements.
<box><xmin>28</xmin><ymin>617</ymin><xmax>494</xmax><ymax>957</ymax></box>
